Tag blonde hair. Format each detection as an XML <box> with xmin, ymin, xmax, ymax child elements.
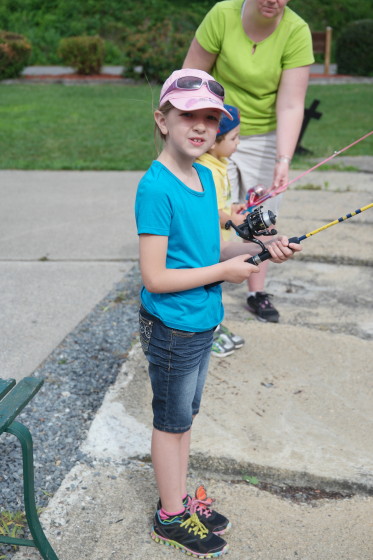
<box><xmin>154</xmin><ymin>101</ymin><xmax>174</xmax><ymax>148</ymax></box>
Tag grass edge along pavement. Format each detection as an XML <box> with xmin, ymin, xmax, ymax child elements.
<box><xmin>0</xmin><ymin>82</ymin><xmax>372</xmax><ymax>170</ymax></box>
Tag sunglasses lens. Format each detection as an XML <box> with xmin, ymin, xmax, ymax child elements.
<box><xmin>177</xmin><ymin>76</ymin><xmax>203</xmax><ymax>89</ymax></box>
<box><xmin>209</xmin><ymin>81</ymin><xmax>225</xmax><ymax>98</ymax></box>
<box><xmin>169</xmin><ymin>76</ymin><xmax>224</xmax><ymax>99</ymax></box>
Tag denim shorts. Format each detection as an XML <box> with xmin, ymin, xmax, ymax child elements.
<box><xmin>139</xmin><ymin>306</ymin><xmax>214</xmax><ymax>434</ymax></box>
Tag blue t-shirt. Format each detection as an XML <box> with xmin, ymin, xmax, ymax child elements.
<box><xmin>135</xmin><ymin>160</ymin><xmax>224</xmax><ymax>332</ymax></box>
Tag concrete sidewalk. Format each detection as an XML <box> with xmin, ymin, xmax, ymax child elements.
<box><xmin>17</xmin><ymin>64</ymin><xmax>373</xmax><ymax>85</ymax></box>
<box><xmin>1</xmin><ymin>163</ymin><xmax>372</xmax><ymax>560</ymax></box>
<box><xmin>17</xmin><ymin>64</ymin><xmax>335</xmax><ymax>76</ymax></box>
<box><xmin>0</xmin><ymin>170</ymin><xmax>141</xmax><ymax>382</ymax></box>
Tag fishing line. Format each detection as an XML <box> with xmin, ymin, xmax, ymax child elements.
<box><xmin>244</xmin><ymin>131</ymin><xmax>373</xmax><ymax>211</ymax></box>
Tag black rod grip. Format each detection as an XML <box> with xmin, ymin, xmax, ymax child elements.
<box><xmin>206</xmin><ymin>248</ymin><xmax>272</xmax><ymax>288</ymax></box>
<box><xmin>246</xmin><ymin>249</ymin><xmax>271</xmax><ymax>266</ymax></box>
<box><xmin>205</xmin><ymin>279</ymin><xmax>223</xmax><ymax>288</ymax></box>
<box><xmin>288</xmin><ymin>236</ymin><xmax>301</xmax><ymax>244</ymax></box>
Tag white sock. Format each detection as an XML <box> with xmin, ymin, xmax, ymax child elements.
<box><xmin>247</xmin><ymin>291</ymin><xmax>256</xmax><ymax>297</ymax></box>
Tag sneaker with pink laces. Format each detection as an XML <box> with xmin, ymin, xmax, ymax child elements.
<box><xmin>185</xmin><ymin>485</ymin><xmax>231</xmax><ymax>536</ymax></box>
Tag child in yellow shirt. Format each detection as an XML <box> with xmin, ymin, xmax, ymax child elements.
<box><xmin>197</xmin><ymin>105</ymin><xmax>246</xmax><ymax>357</ymax></box>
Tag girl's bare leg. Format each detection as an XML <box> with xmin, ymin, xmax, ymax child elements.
<box><xmin>180</xmin><ymin>427</ymin><xmax>191</xmax><ymax>497</ymax></box>
<box><xmin>151</xmin><ymin>427</ymin><xmax>191</xmax><ymax>513</ymax></box>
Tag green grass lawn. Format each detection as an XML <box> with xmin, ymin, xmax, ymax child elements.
<box><xmin>0</xmin><ymin>82</ymin><xmax>371</xmax><ymax>170</ymax></box>
<box><xmin>296</xmin><ymin>84</ymin><xmax>373</xmax><ymax>165</ymax></box>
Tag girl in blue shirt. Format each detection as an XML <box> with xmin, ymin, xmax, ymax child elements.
<box><xmin>135</xmin><ymin>67</ymin><xmax>301</xmax><ymax>558</ymax></box>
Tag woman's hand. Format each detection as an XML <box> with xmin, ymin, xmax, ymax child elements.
<box><xmin>272</xmin><ymin>159</ymin><xmax>290</xmax><ymax>190</ymax></box>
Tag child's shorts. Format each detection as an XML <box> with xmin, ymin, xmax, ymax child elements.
<box><xmin>139</xmin><ymin>306</ymin><xmax>214</xmax><ymax>434</ymax></box>
<box><xmin>228</xmin><ymin>130</ymin><xmax>283</xmax><ymax>215</ymax></box>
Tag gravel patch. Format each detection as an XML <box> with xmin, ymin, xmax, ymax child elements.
<box><xmin>0</xmin><ymin>265</ymin><xmax>141</xmax><ymax>557</ymax></box>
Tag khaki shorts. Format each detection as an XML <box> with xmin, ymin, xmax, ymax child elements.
<box><xmin>228</xmin><ymin>130</ymin><xmax>283</xmax><ymax>215</ymax></box>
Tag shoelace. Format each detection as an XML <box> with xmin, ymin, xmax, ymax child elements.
<box><xmin>180</xmin><ymin>513</ymin><xmax>209</xmax><ymax>539</ymax></box>
<box><xmin>257</xmin><ymin>292</ymin><xmax>274</xmax><ymax>309</ymax></box>
<box><xmin>188</xmin><ymin>495</ymin><xmax>214</xmax><ymax>519</ymax></box>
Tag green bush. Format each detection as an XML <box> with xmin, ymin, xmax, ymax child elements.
<box><xmin>291</xmin><ymin>0</ymin><xmax>373</xmax><ymax>36</ymax></box>
<box><xmin>335</xmin><ymin>19</ymin><xmax>373</xmax><ymax>76</ymax></box>
<box><xmin>57</xmin><ymin>35</ymin><xmax>105</xmax><ymax>74</ymax></box>
<box><xmin>0</xmin><ymin>0</ymin><xmax>212</xmax><ymax>65</ymax></box>
<box><xmin>123</xmin><ymin>19</ymin><xmax>194</xmax><ymax>83</ymax></box>
<box><xmin>0</xmin><ymin>30</ymin><xmax>31</xmax><ymax>80</ymax></box>
<box><xmin>103</xmin><ymin>39</ymin><xmax>124</xmax><ymax>65</ymax></box>
<box><xmin>2</xmin><ymin>1</ymin><xmax>372</xmax><ymax>67</ymax></box>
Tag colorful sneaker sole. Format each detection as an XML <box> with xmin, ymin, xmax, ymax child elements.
<box><xmin>151</xmin><ymin>528</ymin><xmax>229</xmax><ymax>557</ymax></box>
<box><xmin>212</xmin><ymin>521</ymin><xmax>232</xmax><ymax>536</ymax></box>
<box><xmin>211</xmin><ymin>349</ymin><xmax>235</xmax><ymax>358</ymax></box>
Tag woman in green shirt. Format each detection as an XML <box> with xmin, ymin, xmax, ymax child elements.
<box><xmin>183</xmin><ymin>0</ymin><xmax>314</xmax><ymax>322</ymax></box>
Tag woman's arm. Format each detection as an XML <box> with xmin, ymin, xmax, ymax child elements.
<box><xmin>273</xmin><ymin>65</ymin><xmax>311</xmax><ymax>189</ymax></box>
<box><xmin>183</xmin><ymin>37</ymin><xmax>217</xmax><ymax>72</ymax></box>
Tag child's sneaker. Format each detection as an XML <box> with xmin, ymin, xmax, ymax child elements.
<box><xmin>215</xmin><ymin>323</ymin><xmax>245</xmax><ymax>349</ymax></box>
<box><xmin>151</xmin><ymin>508</ymin><xmax>228</xmax><ymax>557</ymax></box>
<box><xmin>246</xmin><ymin>292</ymin><xmax>280</xmax><ymax>323</ymax></box>
<box><xmin>185</xmin><ymin>485</ymin><xmax>231</xmax><ymax>536</ymax></box>
<box><xmin>211</xmin><ymin>336</ymin><xmax>234</xmax><ymax>357</ymax></box>
<box><xmin>211</xmin><ymin>327</ymin><xmax>235</xmax><ymax>358</ymax></box>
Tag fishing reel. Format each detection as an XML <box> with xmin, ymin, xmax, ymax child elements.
<box><xmin>225</xmin><ymin>206</ymin><xmax>277</xmax><ymax>253</ymax></box>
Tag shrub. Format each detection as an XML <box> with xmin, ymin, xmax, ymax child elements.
<box><xmin>335</xmin><ymin>19</ymin><xmax>373</xmax><ymax>76</ymax></box>
<box><xmin>123</xmin><ymin>19</ymin><xmax>194</xmax><ymax>84</ymax></box>
<box><xmin>57</xmin><ymin>35</ymin><xmax>105</xmax><ymax>74</ymax></box>
<box><xmin>0</xmin><ymin>30</ymin><xmax>31</xmax><ymax>80</ymax></box>
<box><xmin>103</xmin><ymin>39</ymin><xmax>123</xmax><ymax>65</ymax></box>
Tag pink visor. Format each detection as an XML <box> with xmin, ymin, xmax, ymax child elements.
<box><xmin>159</xmin><ymin>69</ymin><xmax>233</xmax><ymax>120</ymax></box>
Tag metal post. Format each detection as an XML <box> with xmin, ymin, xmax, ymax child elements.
<box><xmin>6</xmin><ymin>421</ymin><xmax>59</xmax><ymax>560</ymax></box>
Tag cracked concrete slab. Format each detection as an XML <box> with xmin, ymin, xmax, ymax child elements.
<box><xmin>6</xmin><ymin>163</ymin><xmax>373</xmax><ymax>560</ymax></box>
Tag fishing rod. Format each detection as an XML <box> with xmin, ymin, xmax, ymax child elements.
<box><xmin>205</xmin><ymin>203</ymin><xmax>373</xmax><ymax>288</ymax></box>
<box><xmin>288</xmin><ymin>203</ymin><xmax>373</xmax><ymax>244</ymax></box>
<box><xmin>243</xmin><ymin>131</ymin><xmax>373</xmax><ymax>211</ymax></box>
<box><xmin>239</xmin><ymin>203</ymin><xmax>373</xmax><ymax>266</ymax></box>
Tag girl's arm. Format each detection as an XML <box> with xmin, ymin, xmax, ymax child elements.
<box><xmin>183</xmin><ymin>38</ymin><xmax>217</xmax><ymax>72</ymax></box>
<box><xmin>220</xmin><ymin>236</ymin><xmax>302</xmax><ymax>262</ymax></box>
<box><xmin>139</xmin><ymin>234</ymin><xmax>258</xmax><ymax>293</ymax></box>
<box><xmin>274</xmin><ymin>65</ymin><xmax>311</xmax><ymax>189</ymax></box>
<box><xmin>140</xmin><ymin>234</ymin><xmax>301</xmax><ymax>294</ymax></box>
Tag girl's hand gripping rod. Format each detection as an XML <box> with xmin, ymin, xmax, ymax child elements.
<box><xmin>232</xmin><ymin>203</ymin><xmax>373</xmax><ymax>265</ymax></box>
<box><xmin>226</xmin><ymin>206</ymin><xmax>278</xmax><ymax>266</ymax></box>
<box><xmin>206</xmin><ymin>207</ymin><xmax>277</xmax><ymax>288</ymax></box>
<box><xmin>206</xmin><ymin>203</ymin><xmax>373</xmax><ymax>288</ymax></box>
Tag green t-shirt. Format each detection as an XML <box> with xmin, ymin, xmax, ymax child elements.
<box><xmin>196</xmin><ymin>0</ymin><xmax>314</xmax><ymax>135</ymax></box>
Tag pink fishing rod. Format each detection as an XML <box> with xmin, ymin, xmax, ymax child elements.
<box><xmin>244</xmin><ymin>130</ymin><xmax>373</xmax><ymax>211</ymax></box>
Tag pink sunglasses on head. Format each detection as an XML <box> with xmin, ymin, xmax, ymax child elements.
<box><xmin>160</xmin><ymin>76</ymin><xmax>225</xmax><ymax>102</ymax></box>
